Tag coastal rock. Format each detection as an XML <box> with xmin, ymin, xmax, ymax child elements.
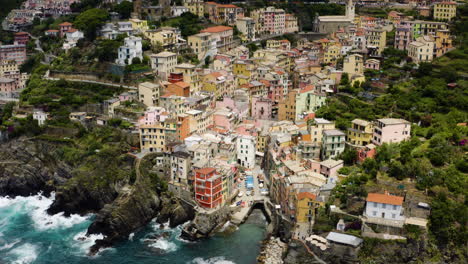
<box><xmin>181</xmin><ymin>206</ymin><xmax>231</xmax><ymax>241</ymax></box>
<box><xmin>87</xmin><ymin>183</ymin><xmax>161</xmax><ymax>255</ymax></box>
<box><xmin>0</xmin><ymin>138</ymin><xmax>71</xmax><ymax>197</ymax></box>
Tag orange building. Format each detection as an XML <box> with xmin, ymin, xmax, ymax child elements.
<box><xmin>194</xmin><ymin>168</ymin><xmax>223</xmax><ymax>209</ymax></box>
<box><xmin>177</xmin><ymin>114</ymin><xmax>191</xmax><ymax>141</ymax></box>
<box><xmin>167</xmin><ymin>81</ymin><xmax>190</xmax><ymax>97</ymax></box>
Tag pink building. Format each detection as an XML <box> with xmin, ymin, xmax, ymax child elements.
<box><xmin>262</xmin><ymin>7</ymin><xmax>285</xmax><ymax>35</ymax></box>
<box><xmin>215</xmin><ymin>96</ymin><xmax>249</xmax><ymax>119</ymax></box>
<box><xmin>14</xmin><ymin>32</ymin><xmax>29</xmax><ymax>45</ymax></box>
<box><xmin>138</xmin><ymin>107</ymin><xmax>169</xmax><ymax>126</ymax></box>
<box><xmin>0</xmin><ymin>77</ymin><xmax>18</xmax><ymax>97</ymax></box>
<box><xmin>372</xmin><ymin>118</ymin><xmax>411</xmax><ymax>146</ymax></box>
<box><xmin>365</xmin><ymin>59</ymin><xmax>380</xmax><ymax>70</ymax></box>
<box><xmin>305</xmin><ymin>159</ymin><xmax>321</xmax><ymax>174</ymax></box>
<box><xmin>357</xmin><ymin>144</ymin><xmax>377</xmax><ymax>163</ymax></box>
<box><xmin>213</xmin><ymin>108</ymin><xmax>235</xmax><ymax>132</ymax></box>
<box><xmin>0</xmin><ymin>43</ymin><xmax>27</xmax><ymax>65</ymax></box>
<box><xmin>320</xmin><ymin>159</ymin><xmax>344</xmax><ymax>179</ymax></box>
<box><xmin>394</xmin><ymin>25</ymin><xmax>412</xmax><ymax>51</ymax></box>
<box><xmin>251</xmin><ymin>96</ymin><xmax>272</xmax><ymax>120</ymax></box>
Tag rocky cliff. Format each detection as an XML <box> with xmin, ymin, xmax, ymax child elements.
<box><xmin>0</xmin><ymin>138</ymin><xmax>72</xmax><ymax>197</ymax></box>
<box><xmin>181</xmin><ymin>206</ymin><xmax>231</xmax><ymax>241</ymax></box>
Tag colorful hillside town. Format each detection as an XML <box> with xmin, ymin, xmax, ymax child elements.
<box><xmin>0</xmin><ymin>0</ymin><xmax>466</xmax><ymax>263</ymax></box>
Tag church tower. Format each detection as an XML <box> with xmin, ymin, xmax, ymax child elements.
<box><xmin>345</xmin><ymin>0</ymin><xmax>355</xmax><ymax>20</ymax></box>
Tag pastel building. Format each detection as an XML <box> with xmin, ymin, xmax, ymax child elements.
<box><xmin>343</xmin><ymin>54</ymin><xmax>364</xmax><ymax>76</ymax></box>
<box><xmin>295</xmin><ymin>192</ymin><xmax>322</xmax><ymax>223</ymax></box>
<box><xmin>236</xmin><ymin>17</ymin><xmax>256</xmax><ymax>41</ymax></box>
<box><xmin>321</xmin><ymin>129</ymin><xmax>346</xmax><ymax>160</ymax></box>
<box><xmin>138</xmin><ymin>82</ymin><xmax>160</xmax><ymax>107</ymax></box>
<box><xmin>372</xmin><ymin>118</ymin><xmax>411</xmax><ymax>146</ymax></box>
<box><xmin>365</xmin><ymin>59</ymin><xmax>380</xmax><ymax>70</ymax></box>
<box><xmin>200</xmin><ymin>26</ymin><xmax>234</xmax><ymax>53</ymax></box>
<box><xmin>237</xmin><ymin>134</ymin><xmax>256</xmax><ymax>168</ymax></box>
<box><xmin>320</xmin><ymin>159</ymin><xmax>344</xmax><ymax>179</ymax></box>
<box><xmin>365</xmin><ymin>192</ymin><xmax>405</xmax><ymax>221</ymax></box>
<box><xmin>0</xmin><ymin>77</ymin><xmax>18</xmax><ymax>97</ymax></box>
<box><xmin>433</xmin><ymin>2</ymin><xmax>457</xmax><ymax>21</ymax></box>
<box><xmin>194</xmin><ymin>168</ymin><xmax>223</xmax><ymax>209</ymax></box>
<box><xmin>408</xmin><ymin>35</ymin><xmax>435</xmax><ymax>63</ymax></box>
<box><xmin>116</xmin><ymin>36</ymin><xmax>143</xmax><ymax>65</ymax></box>
<box><xmin>347</xmin><ymin>119</ymin><xmax>373</xmax><ymax>146</ymax></box>
<box><xmin>251</xmin><ymin>96</ymin><xmax>272</xmax><ymax>120</ymax></box>
<box><xmin>0</xmin><ymin>43</ymin><xmax>27</xmax><ymax>65</ymax></box>
<box><xmin>150</xmin><ymin>51</ymin><xmax>177</xmax><ymax>80</ymax></box>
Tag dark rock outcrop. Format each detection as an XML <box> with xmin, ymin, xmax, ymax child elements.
<box><xmin>87</xmin><ymin>183</ymin><xmax>161</xmax><ymax>255</ymax></box>
<box><xmin>181</xmin><ymin>206</ymin><xmax>231</xmax><ymax>241</ymax></box>
<box><xmin>0</xmin><ymin>138</ymin><xmax>71</xmax><ymax>197</ymax></box>
<box><xmin>156</xmin><ymin>196</ymin><xmax>195</xmax><ymax>228</ymax></box>
<box><xmin>47</xmin><ymin>184</ymin><xmax>118</xmax><ymax>216</ymax></box>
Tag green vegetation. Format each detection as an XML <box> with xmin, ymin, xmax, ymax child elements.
<box><xmin>160</xmin><ymin>12</ymin><xmax>204</xmax><ymax>38</ymax></box>
<box><xmin>319</xmin><ymin>5</ymin><xmax>468</xmax><ymax>262</ymax></box>
<box><xmin>113</xmin><ymin>0</ymin><xmax>133</xmax><ymax>19</ymax></box>
<box><xmin>74</xmin><ymin>8</ymin><xmax>109</xmax><ymax>40</ymax></box>
<box><xmin>55</xmin><ymin>127</ymin><xmax>135</xmax><ymax>190</ymax></box>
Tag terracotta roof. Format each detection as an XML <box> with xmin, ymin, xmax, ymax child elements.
<box><xmin>174</xmin><ymin>81</ymin><xmax>190</xmax><ymax>88</ymax></box>
<box><xmin>367</xmin><ymin>193</ymin><xmax>403</xmax><ymax>206</ymax></box>
<box><xmin>297</xmin><ymin>192</ymin><xmax>316</xmax><ymax>201</ymax></box>
<box><xmin>219</xmin><ymin>4</ymin><xmax>238</xmax><ymax>8</ymax></box>
<box><xmin>59</xmin><ymin>22</ymin><xmax>72</xmax><ymax>26</ymax></box>
<box><xmin>201</xmin><ymin>26</ymin><xmax>233</xmax><ymax>33</ymax></box>
<box><xmin>46</xmin><ymin>29</ymin><xmax>59</xmax><ymax>32</ymax></box>
<box><xmin>195</xmin><ymin>167</ymin><xmax>216</xmax><ymax>175</ymax></box>
<box><xmin>14</xmin><ymin>32</ymin><xmax>28</xmax><ymax>35</ymax></box>
<box><xmin>67</xmin><ymin>28</ymin><xmax>78</xmax><ymax>33</ymax></box>
<box><xmin>209</xmin><ymin>72</ymin><xmax>223</xmax><ymax>78</ymax></box>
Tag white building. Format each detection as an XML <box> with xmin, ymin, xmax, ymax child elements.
<box><xmin>170</xmin><ymin>151</ymin><xmax>191</xmax><ymax>187</ymax></box>
<box><xmin>171</xmin><ymin>6</ymin><xmax>189</xmax><ymax>17</ymax></box>
<box><xmin>365</xmin><ymin>192</ymin><xmax>405</xmax><ymax>221</ymax></box>
<box><xmin>236</xmin><ymin>134</ymin><xmax>256</xmax><ymax>169</ymax></box>
<box><xmin>116</xmin><ymin>36</ymin><xmax>143</xmax><ymax>65</ymax></box>
<box><xmin>150</xmin><ymin>51</ymin><xmax>177</xmax><ymax>80</ymax></box>
<box><xmin>33</xmin><ymin>110</ymin><xmax>48</xmax><ymax>126</ymax></box>
<box><xmin>236</xmin><ymin>17</ymin><xmax>256</xmax><ymax>41</ymax></box>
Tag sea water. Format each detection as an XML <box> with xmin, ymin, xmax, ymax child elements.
<box><xmin>0</xmin><ymin>193</ymin><xmax>267</xmax><ymax>264</ymax></box>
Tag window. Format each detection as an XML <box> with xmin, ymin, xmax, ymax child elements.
<box><xmin>393</xmin><ymin>205</ymin><xmax>397</xmax><ymax>210</ymax></box>
<box><xmin>382</xmin><ymin>204</ymin><xmax>386</xmax><ymax>209</ymax></box>
<box><xmin>392</xmin><ymin>214</ymin><xmax>396</xmax><ymax>219</ymax></box>
<box><xmin>372</xmin><ymin>211</ymin><xmax>377</xmax><ymax>216</ymax></box>
<box><xmin>373</xmin><ymin>202</ymin><xmax>377</xmax><ymax>208</ymax></box>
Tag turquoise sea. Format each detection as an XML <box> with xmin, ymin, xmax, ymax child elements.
<box><xmin>0</xmin><ymin>193</ymin><xmax>267</xmax><ymax>264</ymax></box>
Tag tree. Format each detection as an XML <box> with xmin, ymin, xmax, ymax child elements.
<box><xmin>74</xmin><ymin>8</ymin><xmax>109</xmax><ymax>40</ymax></box>
<box><xmin>131</xmin><ymin>57</ymin><xmax>141</xmax><ymax>65</ymax></box>
<box><xmin>340</xmin><ymin>72</ymin><xmax>349</xmax><ymax>85</ymax></box>
<box><xmin>340</xmin><ymin>147</ymin><xmax>358</xmax><ymax>165</ymax></box>
<box><xmin>204</xmin><ymin>55</ymin><xmax>211</xmax><ymax>67</ymax></box>
<box><xmin>113</xmin><ymin>1</ymin><xmax>133</xmax><ymax>19</ymax></box>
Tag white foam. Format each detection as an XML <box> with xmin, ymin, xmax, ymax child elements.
<box><xmin>148</xmin><ymin>239</ymin><xmax>178</xmax><ymax>253</ymax></box>
<box><xmin>190</xmin><ymin>256</ymin><xmax>236</xmax><ymax>264</ymax></box>
<box><xmin>129</xmin><ymin>232</ymin><xmax>135</xmax><ymax>241</ymax></box>
<box><xmin>9</xmin><ymin>243</ymin><xmax>39</xmax><ymax>264</ymax></box>
<box><xmin>0</xmin><ymin>239</ymin><xmax>20</xmax><ymax>251</ymax></box>
<box><xmin>72</xmin><ymin>231</ymin><xmax>104</xmax><ymax>255</ymax></box>
<box><xmin>0</xmin><ymin>193</ymin><xmax>91</xmax><ymax>231</ymax></box>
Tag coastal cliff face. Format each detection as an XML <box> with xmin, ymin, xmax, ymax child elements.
<box><xmin>0</xmin><ymin>137</ymin><xmax>195</xmax><ymax>254</ymax></box>
<box><xmin>181</xmin><ymin>206</ymin><xmax>231</xmax><ymax>241</ymax></box>
<box><xmin>0</xmin><ymin>138</ymin><xmax>72</xmax><ymax>197</ymax></box>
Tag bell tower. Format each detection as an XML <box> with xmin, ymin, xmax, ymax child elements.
<box><xmin>345</xmin><ymin>0</ymin><xmax>355</xmax><ymax>20</ymax></box>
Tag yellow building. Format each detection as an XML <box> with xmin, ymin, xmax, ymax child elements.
<box><xmin>202</xmin><ymin>72</ymin><xmax>233</xmax><ymax>98</ymax></box>
<box><xmin>129</xmin><ymin>18</ymin><xmax>149</xmax><ymax>32</ymax></box>
<box><xmin>343</xmin><ymin>54</ymin><xmax>364</xmax><ymax>76</ymax></box>
<box><xmin>323</xmin><ymin>44</ymin><xmax>341</xmax><ymax>64</ymax></box>
<box><xmin>188</xmin><ymin>32</ymin><xmax>213</xmax><ymax>61</ymax></box>
<box><xmin>139</xmin><ymin>119</ymin><xmax>177</xmax><ymax>152</ymax></box>
<box><xmin>433</xmin><ymin>2</ymin><xmax>457</xmax><ymax>21</ymax></box>
<box><xmin>278</xmin><ymin>90</ymin><xmax>297</xmax><ymax>121</ymax></box>
<box><xmin>347</xmin><ymin>119</ymin><xmax>373</xmax><ymax>146</ymax></box>
<box><xmin>174</xmin><ymin>63</ymin><xmax>201</xmax><ymax>94</ymax></box>
<box><xmin>253</xmin><ymin>49</ymin><xmax>291</xmax><ymax>72</ymax></box>
<box><xmin>0</xmin><ymin>60</ymin><xmax>19</xmax><ymax>76</ymax></box>
<box><xmin>266</xmin><ymin>39</ymin><xmax>291</xmax><ymax>50</ymax></box>
<box><xmin>435</xmin><ymin>29</ymin><xmax>453</xmax><ymax>57</ymax></box>
<box><xmin>144</xmin><ymin>27</ymin><xmax>180</xmax><ymax>51</ymax></box>
<box><xmin>183</xmin><ymin>0</ymin><xmax>204</xmax><ymax>17</ymax></box>
<box><xmin>295</xmin><ymin>192</ymin><xmax>323</xmax><ymax>223</ymax></box>
<box><xmin>366</xmin><ymin>27</ymin><xmax>386</xmax><ymax>56</ymax></box>
<box><xmin>257</xmin><ymin>132</ymin><xmax>268</xmax><ymax>154</ymax></box>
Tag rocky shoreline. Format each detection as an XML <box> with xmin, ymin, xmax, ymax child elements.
<box><xmin>258</xmin><ymin>237</ymin><xmax>288</xmax><ymax>264</ymax></box>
